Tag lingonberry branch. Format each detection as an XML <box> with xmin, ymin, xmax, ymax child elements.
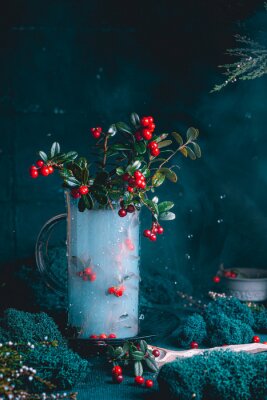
<box><xmin>29</xmin><ymin>112</ymin><xmax>201</xmax><ymax>242</ymax></box>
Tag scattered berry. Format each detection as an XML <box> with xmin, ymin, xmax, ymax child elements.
<box><xmin>89</xmin><ymin>334</ymin><xmax>98</xmax><ymax>339</ymax></box>
<box><xmin>113</xmin><ymin>374</ymin><xmax>123</xmax><ymax>384</ymax></box>
<box><xmin>36</xmin><ymin>160</ymin><xmax>44</xmax><ymax>167</ymax></box>
<box><xmin>145</xmin><ymin>379</ymin><xmax>154</xmax><ymax>388</ymax></box>
<box><xmin>112</xmin><ymin>366</ymin><xmax>122</xmax><ymax>376</ymax></box>
<box><xmin>190</xmin><ymin>341</ymin><xmax>199</xmax><ymax>349</ymax></box>
<box><xmin>213</xmin><ymin>276</ymin><xmax>221</xmax><ymax>283</ymax></box>
<box><xmin>263</xmin><ymin>341</ymin><xmax>267</xmax><ymax>345</ymax></box>
<box><xmin>108</xmin><ymin>333</ymin><xmax>117</xmax><ymax>339</ymax></box>
<box><xmin>99</xmin><ymin>333</ymin><xmax>107</xmax><ymax>340</ymax></box>
<box><xmin>91</xmin><ymin>127</ymin><xmax>102</xmax><ymax>139</ymax></box>
<box><xmin>152</xmin><ymin>349</ymin><xmax>160</xmax><ymax>357</ymax></box>
<box><xmin>29</xmin><ymin>166</ymin><xmax>39</xmax><ymax>178</ymax></box>
<box><xmin>135</xmin><ymin>376</ymin><xmax>145</xmax><ymax>385</ymax></box>
<box><xmin>253</xmin><ymin>335</ymin><xmax>260</xmax><ymax>343</ymax></box>
<box><xmin>79</xmin><ymin>185</ymin><xmax>89</xmax><ymax>195</ymax></box>
<box><xmin>40</xmin><ymin>166</ymin><xmax>50</xmax><ymax>176</ymax></box>
<box><xmin>118</xmin><ymin>209</ymin><xmax>127</xmax><ymax>217</ymax></box>
<box><xmin>71</xmin><ymin>188</ymin><xmax>81</xmax><ymax>199</ymax></box>
<box><xmin>115</xmin><ymin>287</ymin><xmax>125</xmax><ymax>297</ymax></box>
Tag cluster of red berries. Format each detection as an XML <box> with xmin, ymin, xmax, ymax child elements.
<box><xmin>108</xmin><ymin>285</ymin><xmax>125</xmax><ymax>297</ymax></box>
<box><xmin>223</xmin><ymin>270</ymin><xmax>237</xmax><ymax>278</ymax></box>
<box><xmin>91</xmin><ymin>127</ymin><xmax>102</xmax><ymax>139</ymax></box>
<box><xmin>135</xmin><ymin>116</ymin><xmax>155</xmax><ymax>142</ymax></box>
<box><xmin>71</xmin><ymin>185</ymin><xmax>89</xmax><ymax>198</ymax></box>
<box><xmin>77</xmin><ymin>267</ymin><xmax>96</xmax><ymax>282</ymax></box>
<box><xmin>122</xmin><ymin>170</ymin><xmax>147</xmax><ymax>194</ymax></box>
<box><xmin>89</xmin><ymin>333</ymin><xmax>117</xmax><ymax>339</ymax></box>
<box><xmin>147</xmin><ymin>141</ymin><xmax>160</xmax><ymax>157</ymax></box>
<box><xmin>118</xmin><ymin>200</ymin><xmax>136</xmax><ymax>218</ymax></box>
<box><xmin>111</xmin><ymin>366</ymin><xmax>154</xmax><ymax>388</ymax></box>
<box><xmin>29</xmin><ymin>160</ymin><xmax>54</xmax><ymax>179</ymax></box>
<box><xmin>143</xmin><ymin>222</ymin><xmax>164</xmax><ymax>242</ymax></box>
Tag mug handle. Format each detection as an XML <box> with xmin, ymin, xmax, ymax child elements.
<box><xmin>35</xmin><ymin>214</ymin><xmax>67</xmax><ymax>295</ymax></box>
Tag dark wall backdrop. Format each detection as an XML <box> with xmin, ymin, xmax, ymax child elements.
<box><xmin>1</xmin><ymin>0</ymin><xmax>267</xmax><ymax>292</ymax></box>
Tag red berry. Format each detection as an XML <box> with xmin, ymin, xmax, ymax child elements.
<box><xmin>118</xmin><ymin>209</ymin><xmax>127</xmax><ymax>217</ymax></box>
<box><xmin>82</xmin><ymin>276</ymin><xmax>88</xmax><ymax>281</ymax></box>
<box><xmin>125</xmin><ymin>238</ymin><xmax>134</xmax><ymax>251</ymax></box>
<box><xmin>108</xmin><ymin>287</ymin><xmax>116</xmax><ymax>294</ymax></box>
<box><xmin>213</xmin><ymin>276</ymin><xmax>220</xmax><ymax>283</ymax></box>
<box><xmin>147</xmin><ymin>141</ymin><xmax>157</xmax><ymax>149</ymax></box>
<box><xmin>84</xmin><ymin>267</ymin><xmax>92</xmax><ymax>275</ymax></box>
<box><xmin>230</xmin><ymin>272</ymin><xmax>237</xmax><ymax>278</ymax></box>
<box><xmin>157</xmin><ymin>226</ymin><xmax>164</xmax><ymax>234</ymax></box>
<box><xmin>127</xmin><ymin>186</ymin><xmax>134</xmax><ymax>193</ymax></box>
<box><xmin>89</xmin><ymin>273</ymin><xmax>97</xmax><ymax>282</ymax></box>
<box><xmin>91</xmin><ymin>127</ymin><xmax>102</xmax><ymax>139</ymax></box>
<box><xmin>89</xmin><ymin>334</ymin><xmax>99</xmax><ymax>339</ymax></box>
<box><xmin>113</xmin><ymin>374</ymin><xmax>123</xmax><ymax>384</ymax></box>
<box><xmin>143</xmin><ymin>229</ymin><xmax>151</xmax><ymax>238</ymax></box>
<box><xmin>147</xmin><ymin>116</ymin><xmax>154</xmax><ymax>124</ymax></box>
<box><xmin>115</xmin><ymin>287</ymin><xmax>124</xmax><ymax>297</ymax></box>
<box><xmin>79</xmin><ymin>185</ymin><xmax>89</xmax><ymax>195</ymax></box>
<box><xmin>99</xmin><ymin>333</ymin><xmax>107</xmax><ymax>339</ymax></box>
<box><xmin>190</xmin><ymin>341</ymin><xmax>199</xmax><ymax>349</ymax></box>
<box><xmin>112</xmin><ymin>366</ymin><xmax>122</xmax><ymax>376</ymax></box>
<box><xmin>224</xmin><ymin>271</ymin><xmax>232</xmax><ymax>278</ymax></box>
<box><xmin>36</xmin><ymin>159</ymin><xmax>44</xmax><ymax>168</ymax></box>
<box><xmin>149</xmin><ymin>122</ymin><xmax>156</xmax><ymax>132</ymax></box>
<box><xmin>263</xmin><ymin>341</ymin><xmax>267</xmax><ymax>345</ymax></box>
<box><xmin>128</xmin><ymin>177</ymin><xmax>136</xmax><ymax>187</ymax></box>
<box><xmin>71</xmin><ymin>188</ymin><xmax>81</xmax><ymax>199</ymax></box>
<box><xmin>135</xmin><ymin>131</ymin><xmax>143</xmax><ymax>141</ymax></box>
<box><xmin>142</xmin><ymin>128</ymin><xmax>153</xmax><ymax>141</ymax></box>
<box><xmin>138</xmin><ymin>181</ymin><xmax>146</xmax><ymax>189</ymax></box>
<box><xmin>152</xmin><ymin>224</ymin><xmax>158</xmax><ymax>234</ymax></box>
<box><xmin>134</xmin><ymin>170</ymin><xmax>143</xmax><ymax>179</ymax></box>
<box><xmin>135</xmin><ymin>376</ymin><xmax>145</xmax><ymax>385</ymax></box>
<box><xmin>149</xmin><ymin>234</ymin><xmax>157</xmax><ymax>241</ymax></box>
<box><xmin>29</xmin><ymin>166</ymin><xmax>39</xmax><ymax>178</ymax></box>
<box><xmin>150</xmin><ymin>147</ymin><xmax>160</xmax><ymax>157</ymax></box>
<box><xmin>145</xmin><ymin>379</ymin><xmax>154</xmax><ymax>388</ymax></box>
<box><xmin>122</xmin><ymin>173</ymin><xmax>130</xmax><ymax>182</ymax></box>
<box><xmin>48</xmin><ymin>165</ymin><xmax>54</xmax><ymax>174</ymax></box>
<box><xmin>253</xmin><ymin>335</ymin><xmax>260</xmax><ymax>343</ymax></box>
<box><xmin>152</xmin><ymin>349</ymin><xmax>160</xmax><ymax>357</ymax></box>
<box><xmin>140</xmin><ymin>116</ymin><xmax>150</xmax><ymax>127</ymax></box>
<box><xmin>40</xmin><ymin>166</ymin><xmax>50</xmax><ymax>176</ymax></box>
<box><xmin>126</xmin><ymin>204</ymin><xmax>135</xmax><ymax>213</ymax></box>
<box><xmin>108</xmin><ymin>333</ymin><xmax>117</xmax><ymax>339</ymax></box>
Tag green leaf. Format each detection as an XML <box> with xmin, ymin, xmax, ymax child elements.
<box><xmin>78</xmin><ymin>197</ymin><xmax>86</xmax><ymax>212</ymax></box>
<box><xmin>116</xmin><ymin>167</ymin><xmax>124</xmax><ymax>176</ymax></box>
<box><xmin>159</xmin><ymin>168</ymin><xmax>178</xmax><ymax>183</ymax></box>
<box><xmin>50</xmin><ymin>142</ymin><xmax>60</xmax><ymax>157</ymax></box>
<box><xmin>39</xmin><ymin>151</ymin><xmax>48</xmax><ymax>162</ymax></box>
<box><xmin>77</xmin><ymin>157</ymin><xmax>88</xmax><ymax>169</ymax></box>
<box><xmin>186</xmin><ymin>127</ymin><xmax>199</xmax><ymax>141</ymax></box>
<box><xmin>114</xmin><ymin>347</ymin><xmax>124</xmax><ymax>357</ymax></box>
<box><xmin>158</xmin><ymin>201</ymin><xmax>174</xmax><ymax>213</ymax></box>
<box><xmin>130</xmin><ymin>112</ymin><xmax>140</xmax><ymax>127</ymax></box>
<box><xmin>126</xmin><ymin>160</ymin><xmax>141</xmax><ymax>174</ymax></box>
<box><xmin>139</xmin><ymin>340</ymin><xmax>148</xmax><ymax>353</ymax></box>
<box><xmin>92</xmin><ymin>185</ymin><xmax>108</xmax><ymax>205</ymax></box>
<box><xmin>157</xmin><ymin>140</ymin><xmax>172</xmax><ymax>149</ymax></box>
<box><xmin>134</xmin><ymin>361</ymin><xmax>143</xmax><ymax>377</ymax></box>
<box><xmin>172</xmin><ymin>132</ymin><xmax>183</xmax><ymax>146</ymax></box>
<box><xmin>134</xmin><ymin>141</ymin><xmax>146</xmax><ymax>155</ymax></box>
<box><xmin>180</xmin><ymin>147</ymin><xmax>188</xmax><ymax>157</ymax></box>
<box><xmin>144</xmin><ymin>357</ymin><xmax>159</xmax><ymax>372</ymax></box>
<box><xmin>84</xmin><ymin>194</ymin><xmax>93</xmax><ymax>209</ymax></box>
<box><xmin>132</xmin><ymin>350</ymin><xmax>145</xmax><ymax>361</ymax></box>
<box><xmin>140</xmin><ymin>168</ymin><xmax>150</xmax><ymax>178</ymax></box>
<box><xmin>116</xmin><ymin>122</ymin><xmax>133</xmax><ymax>134</ymax></box>
<box><xmin>143</xmin><ymin>199</ymin><xmax>159</xmax><ymax>216</ymax></box>
<box><xmin>66</xmin><ymin>176</ymin><xmax>80</xmax><ymax>187</ymax></box>
<box><xmin>154</xmin><ymin>133</ymin><xmax>169</xmax><ymax>143</ymax></box>
<box><xmin>65</xmin><ymin>151</ymin><xmax>78</xmax><ymax>161</ymax></box>
<box><xmin>152</xmin><ymin>171</ymin><xmax>165</xmax><ymax>187</ymax></box>
<box><xmin>149</xmin><ymin>157</ymin><xmax>166</xmax><ymax>164</ymax></box>
<box><xmin>82</xmin><ymin>168</ymin><xmax>89</xmax><ymax>183</ymax></box>
<box><xmin>59</xmin><ymin>168</ymin><xmax>73</xmax><ymax>180</ymax></box>
<box><xmin>110</xmin><ymin>143</ymin><xmax>131</xmax><ymax>151</ymax></box>
<box><xmin>159</xmin><ymin>211</ymin><xmax>176</xmax><ymax>221</ymax></box>
<box><xmin>94</xmin><ymin>171</ymin><xmax>109</xmax><ymax>185</ymax></box>
<box><xmin>186</xmin><ymin>146</ymin><xmax>196</xmax><ymax>160</ymax></box>
<box><xmin>191</xmin><ymin>142</ymin><xmax>201</xmax><ymax>158</ymax></box>
<box><xmin>108</xmin><ymin>124</ymin><xmax>117</xmax><ymax>136</ymax></box>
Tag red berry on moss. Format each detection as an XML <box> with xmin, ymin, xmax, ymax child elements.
<box><xmin>40</xmin><ymin>166</ymin><xmax>50</xmax><ymax>176</ymax></box>
<box><xmin>213</xmin><ymin>276</ymin><xmax>220</xmax><ymax>283</ymax></box>
<box><xmin>142</xmin><ymin>128</ymin><xmax>152</xmax><ymax>141</ymax></box>
<box><xmin>71</xmin><ymin>188</ymin><xmax>81</xmax><ymax>199</ymax></box>
<box><xmin>112</xmin><ymin>366</ymin><xmax>122</xmax><ymax>376</ymax></box>
<box><xmin>108</xmin><ymin>333</ymin><xmax>117</xmax><ymax>339</ymax></box>
<box><xmin>99</xmin><ymin>333</ymin><xmax>107</xmax><ymax>339</ymax></box>
<box><xmin>149</xmin><ymin>234</ymin><xmax>157</xmax><ymax>241</ymax></box>
<box><xmin>152</xmin><ymin>349</ymin><xmax>160</xmax><ymax>357</ymax></box>
<box><xmin>118</xmin><ymin>209</ymin><xmax>127</xmax><ymax>217</ymax></box>
<box><xmin>135</xmin><ymin>376</ymin><xmax>145</xmax><ymax>385</ymax></box>
<box><xmin>145</xmin><ymin>379</ymin><xmax>154</xmax><ymax>388</ymax></box>
<box><xmin>143</xmin><ymin>229</ymin><xmax>151</xmax><ymax>238</ymax></box>
<box><xmin>29</xmin><ymin>166</ymin><xmax>39</xmax><ymax>178</ymax></box>
<box><xmin>253</xmin><ymin>335</ymin><xmax>260</xmax><ymax>343</ymax></box>
<box><xmin>157</xmin><ymin>226</ymin><xmax>164</xmax><ymax>234</ymax></box>
<box><xmin>190</xmin><ymin>341</ymin><xmax>199</xmax><ymax>349</ymax></box>
<box><xmin>79</xmin><ymin>185</ymin><xmax>89</xmax><ymax>195</ymax></box>
<box><xmin>126</xmin><ymin>204</ymin><xmax>135</xmax><ymax>213</ymax></box>
<box><xmin>36</xmin><ymin>159</ymin><xmax>44</xmax><ymax>168</ymax></box>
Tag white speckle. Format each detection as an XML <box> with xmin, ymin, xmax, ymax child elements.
<box><xmin>217</xmin><ymin>219</ymin><xmax>224</xmax><ymax>224</ymax></box>
<box><xmin>185</xmin><ymin>253</ymin><xmax>191</xmax><ymax>260</ymax></box>
<box><xmin>220</xmin><ymin>194</ymin><xmax>226</xmax><ymax>199</ymax></box>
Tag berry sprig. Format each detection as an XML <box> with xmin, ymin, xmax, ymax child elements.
<box><xmin>143</xmin><ymin>222</ymin><xmax>164</xmax><ymax>242</ymax></box>
<box><xmin>77</xmin><ymin>266</ymin><xmax>97</xmax><ymax>282</ymax></box>
<box><xmin>30</xmin><ymin>113</ymin><xmax>201</xmax><ymax>241</ymax></box>
<box><xmin>107</xmin><ymin>285</ymin><xmax>125</xmax><ymax>297</ymax></box>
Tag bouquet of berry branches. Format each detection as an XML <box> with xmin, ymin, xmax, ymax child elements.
<box><xmin>29</xmin><ymin>113</ymin><xmax>201</xmax><ymax>241</ymax></box>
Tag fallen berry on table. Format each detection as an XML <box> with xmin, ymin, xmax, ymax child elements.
<box><xmin>115</xmin><ymin>287</ymin><xmax>125</xmax><ymax>297</ymax></box>
<box><xmin>108</xmin><ymin>287</ymin><xmax>116</xmax><ymax>295</ymax></box>
<box><xmin>190</xmin><ymin>341</ymin><xmax>199</xmax><ymax>349</ymax></box>
<box><xmin>112</xmin><ymin>366</ymin><xmax>122</xmax><ymax>376</ymax></box>
<box><xmin>145</xmin><ymin>379</ymin><xmax>154</xmax><ymax>388</ymax></box>
<box><xmin>213</xmin><ymin>276</ymin><xmax>220</xmax><ymax>283</ymax></box>
<box><xmin>152</xmin><ymin>349</ymin><xmax>160</xmax><ymax>357</ymax></box>
<box><xmin>263</xmin><ymin>341</ymin><xmax>267</xmax><ymax>345</ymax></box>
<box><xmin>253</xmin><ymin>335</ymin><xmax>260</xmax><ymax>343</ymax></box>
<box><xmin>135</xmin><ymin>376</ymin><xmax>145</xmax><ymax>385</ymax></box>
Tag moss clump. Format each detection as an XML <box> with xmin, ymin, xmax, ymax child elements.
<box><xmin>252</xmin><ymin>307</ymin><xmax>267</xmax><ymax>332</ymax></box>
<box><xmin>158</xmin><ymin>350</ymin><xmax>267</xmax><ymax>400</ymax></box>
<box><xmin>0</xmin><ymin>309</ymin><xmax>90</xmax><ymax>390</ymax></box>
<box><xmin>177</xmin><ymin>314</ymin><xmax>207</xmax><ymax>347</ymax></box>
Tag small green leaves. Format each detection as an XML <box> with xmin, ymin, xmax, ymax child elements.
<box><xmin>134</xmin><ymin>141</ymin><xmax>146</xmax><ymax>155</ymax></box>
<box><xmin>65</xmin><ymin>176</ymin><xmax>80</xmax><ymax>187</ymax></box>
<box><xmin>158</xmin><ymin>201</ymin><xmax>174</xmax><ymax>213</ymax></box>
<box><xmin>180</xmin><ymin>147</ymin><xmax>188</xmax><ymax>157</ymax></box>
<box><xmin>159</xmin><ymin>211</ymin><xmax>176</xmax><ymax>220</ymax></box>
<box><xmin>191</xmin><ymin>142</ymin><xmax>201</xmax><ymax>158</ymax></box>
<box><xmin>157</xmin><ymin>140</ymin><xmax>172</xmax><ymax>149</ymax></box>
<box><xmin>110</xmin><ymin>143</ymin><xmax>131</xmax><ymax>151</ymax></box>
<box><xmin>108</xmin><ymin>124</ymin><xmax>117</xmax><ymax>136</ymax></box>
<box><xmin>154</xmin><ymin>133</ymin><xmax>169</xmax><ymax>142</ymax></box>
<box><xmin>50</xmin><ymin>142</ymin><xmax>60</xmax><ymax>157</ymax></box>
<box><xmin>134</xmin><ymin>361</ymin><xmax>143</xmax><ymax>377</ymax></box>
<box><xmin>126</xmin><ymin>160</ymin><xmax>141</xmax><ymax>174</ymax></box>
<box><xmin>130</xmin><ymin>112</ymin><xmax>140</xmax><ymax>127</ymax></box>
<box><xmin>186</xmin><ymin>147</ymin><xmax>196</xmax><ymax>160</ymax></box>
<box><xmin>116</xmin><ymin>167</ymin><xmax>124</xmax><ymax>176</ymax></box>
<box><xmin>142</xmin><ymin>199</ymin><xmax>159</xmax><ymax>216</ymax></box>
<box><xmin>144</xmin><ymin>357</ymin><xmax>159</xmax><ymax>372</ymax></box>
<box><xmin>38</xmin><ymin>151</ymin><xmax>48</xmax><ymax>162</ymax></box>
<box><xmin>132</xmin><ymin>350</ymin><xmax>145</xmax><ymax>361</ymax></box>
<box><xmin>172</xmin><ymin>132</ymin><xmax>183</xmax><ymax>145</ymax></box>
<box><xmin>152</xmin><ymin>171</ymin><xmax>165</xmax><ymax>187</ymax></box>
<box><xmin>186</xmin><ymin>127</ymin><xmax>199</xmax><ymax>141</ymax></box>
<box><xmin>159</xmin><ymin>168</ymin><xmax>178</xmax><ymax>183</ymax></box>
<box><xmin>116</xmin><ymin>122</ymin><xmax>133</xmax><ymax>134</ymax></box>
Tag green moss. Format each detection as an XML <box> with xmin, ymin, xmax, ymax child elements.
<box><xmin>252</xmin><ymin>308</ymin><xmax>267</xmax><ymax>332</ymax></box>
<box><xmin>177</xmin><ymin>314</ymin><xmax>207</xmax><ymax>347</ymax></box>
<box><xmin>158</xmin><ymin>350</ymin><xmax>267</xmax><ymax>400</ymax></box>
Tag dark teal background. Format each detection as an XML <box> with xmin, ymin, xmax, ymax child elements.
<box><xmin>1</xmin><ymin>0</ymin><xmax>267</xmax><ymax>295</ymax></box>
